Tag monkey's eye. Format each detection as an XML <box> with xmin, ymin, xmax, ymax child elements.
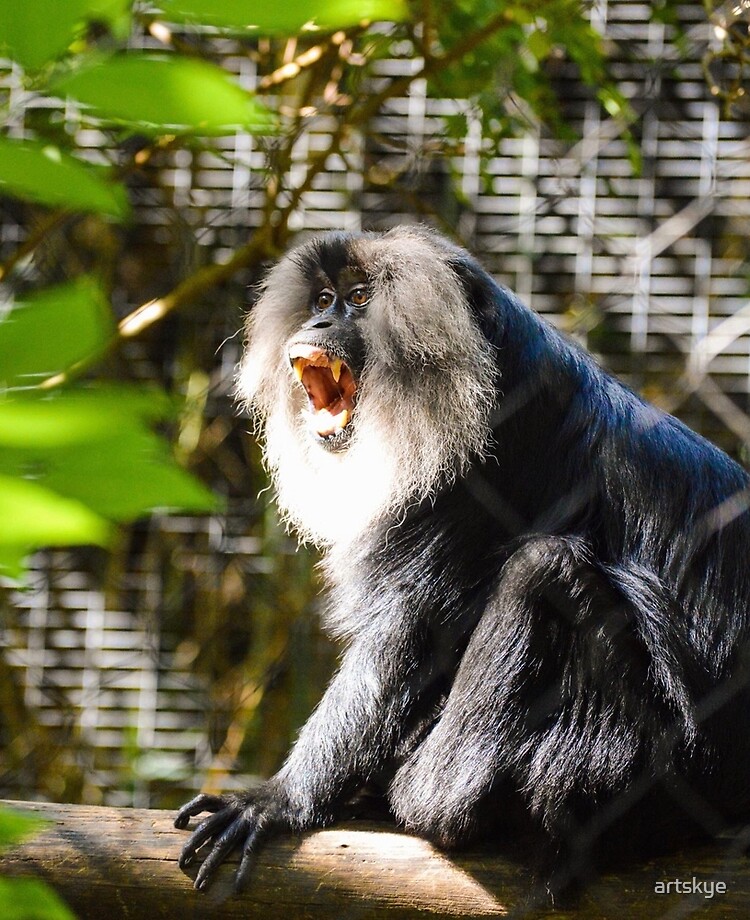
<box><xmin>315</xmin><ymin>290</ymin><xmax>335</xmax><ymax>311</ymax></box>
<box><xmin>347</xmin><ymin>286</ymin><xmax>369</xmax><ymax>308</ymax></box>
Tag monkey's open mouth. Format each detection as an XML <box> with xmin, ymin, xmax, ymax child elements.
<box><xmin>289</xmin><ymin>344</ymin><xmax>357</xmax><ymax>439</ymax></box>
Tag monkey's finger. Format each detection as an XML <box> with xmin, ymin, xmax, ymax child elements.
<box><xmin>178</xmin><ymin>808</ymin><xmax>237</xmax><ymax>868</ymax></box>
<box><xmin>194</xmin><ymin>817</ymin><xmax>250</xmax><ymax>891</ymax></box>
<box><xmin>174</xmin><ymin>793</ymin><xmax>228</xmax><ymax>829</ymax></box>
<box><xmin>234</xmin><ymin>823</ymin><xmax>267</xmax><ymax>893</ymax></box>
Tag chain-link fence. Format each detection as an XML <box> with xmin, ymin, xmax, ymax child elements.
<box><xmin>3</xmin><ymin>4</ymin><xmax>750</xmax><ymax>864</ymax></box>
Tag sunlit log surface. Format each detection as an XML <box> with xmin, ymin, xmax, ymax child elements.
<box><xmin>1</xmin><ymin>799</ymin><xmax>749</xmax><ymax>918</ymax></box>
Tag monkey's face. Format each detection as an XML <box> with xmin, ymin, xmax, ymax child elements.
<box><xmin>287</xmin><ymin>269</ymin><xmax>368</xmax><ymax>449</ymax></box>
<box><xmin>238</xmin><ymin>227</ymin><xmax>498</xmax><ymax>546</ymax></box>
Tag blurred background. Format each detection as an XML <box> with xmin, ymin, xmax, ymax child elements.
<box><xmin>2</xmin><ymin>0</ymin><xmax>750</xmax><ymax>813</ymax></box>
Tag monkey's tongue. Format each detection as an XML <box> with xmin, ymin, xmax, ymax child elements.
<box><xmin>310</xmin><ymin>406</ymin><xmax>350</xmax><ymax>437</ymax></box>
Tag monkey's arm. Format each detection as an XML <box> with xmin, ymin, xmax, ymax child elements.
<box><xmin>175</xmin><ymin>616</ymin><xmax>434</xmax><ymax>892</ymax></box>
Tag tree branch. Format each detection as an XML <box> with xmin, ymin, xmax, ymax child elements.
<box><xmin>112</xmin><ymin>11</ymin><xmax>515</xmax><ymax>342</ymax></box>
<box><xmin>2</xmin><ymin>799</ymin><xmax>749</xmax><ymax>919</ymax></box>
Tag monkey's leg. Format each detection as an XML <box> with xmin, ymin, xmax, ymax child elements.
<box><xmin>388</xmin><ymin>535</ymin><xmax>696</xmax><ymax>853</ymax></box>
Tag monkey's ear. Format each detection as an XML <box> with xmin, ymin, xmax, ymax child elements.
<box><xmin>448</xmin><ymin>254</ymin><xmax>504</xmax><ymax>344</ymax></box>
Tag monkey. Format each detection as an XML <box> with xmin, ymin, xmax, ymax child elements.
<box><xmin>175</xmin><ymin>225</ymin><xmax>750</xmax><ymax>893</ymax></box>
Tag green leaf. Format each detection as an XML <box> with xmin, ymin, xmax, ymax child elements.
<box><xmin>0</xmin><ymin>136</ymin><xmax>129</xmax><ymax>219</ymax></box>
<box><xmin>49</xmin><ymin>54</ymin><xmax>278</xmax><ymax>136</ymax></box>
<box><xmin>0</xmin><ymin>384</ymin><xmax>218</xmax><ymax>579</ymax></box>
<box><xmin>152</xmin><ymin>0</ymin><xmax>409</xmax><ymax>34</ymax></box>
<box><xmin>0</xmin><ymin>278</ymin><xmax>114</xmax><ymax>388</ymax></box>
<box><xmin>0</xmin><ymin>807</ymin><xmax>48</xmax><ymax>851</ymax></box>
<box><xmin>0</xmin><ymin>473</ymin><xmax>111</xmax><ymax>549</ymax></box>
<box><xmin>37</xmin><ymin>428</ymin><xmax>219</xmax><ymax>519</ymax></box>
<box><xmin>0</xmin><ymin>386</ymin><xmax>219</xmax><ymax>521</ymax></box>
<box><xmin>527</xmin><ymin>28</ymin><xmax>552</xmax><ymax>63</ymax></box>
<box><xmin>0</xmin><ymin>0</ymin><xmax>131</xmax><ymax>71</ymax></box>
<box><xmin>0</xmin><ymin>878</ymin><xmax>76</xmax><ymax>920</ymax></box>
<box><xmin>0</xmin><ymin>545</ymin><xmax>32</xmax><ymax>580</ymax></box>
<box><xmin>0</xmin><ymin>387</ymin><xmax>171</xmax><ymax>448</ymax></box>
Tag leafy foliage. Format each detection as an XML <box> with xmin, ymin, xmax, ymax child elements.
<box><xmin>151</xmin><ymin>0</ymin><xmax>410</xmax><ymax>34</ymax></box>
<box><xmin>0</xmin><ymin>1</ymin><xmax>130</xmax><ymax>72</ymax></box>
<box><xmin>0</xmin><ymin>278</ymin><xmax>113</xmax><ymax>385</ymax></box>
<box><xmin>0</xmin><ymin>0</ymin><xmax>619</xmax><ymax>582</ymax></box>
<box><xmin>0</xmin><ymin>807</ymin><xmax>75</xmax><ymax>920</ymax></box>
<box><xmin>0</xmin><ymin>0</ymin><xmax>627</xmax><ymax>837</ymax></box>
<box><xmin>49</xmin><ymin>54</ymin><xmax>277</xmax><ymax>135</ymax></box>
<box><xmin>0</xmin><ymin>878</ymin><xmax>76</xmax><ymax>920</ymax></box>
<box><xmin>0</xmin><ymin>806</ymin><xmax>47</xmax><ymax>849</ymax></box>
<box><xmin>0</xmin><ymin>138</ymin><xmax>128</xmax><ymax>218</ymax></box>
<box><xmin>0</xmin><ymin>277</ymin><xmax>217</xmax><ymax>578</ymax></box>
<box><xmin>424</xmin><ymin>0</ymin><xmax>631</xmax><ymax>145</ymax></box>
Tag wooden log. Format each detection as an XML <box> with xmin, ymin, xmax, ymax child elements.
<box><xmin>1</xmin><ymin>799</ymin><xmax>749</xmax><ymax>918</ymax></box>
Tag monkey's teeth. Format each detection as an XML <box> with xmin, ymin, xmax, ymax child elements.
<box><xmin>292</xmin><ymin>359</ymin><xmax>305</xmax><ymax>382</ymax></box>
<box><xmin>330</xmin><ymin>358</ymin><xmax>342</xmax><ymax>383</ymax></box>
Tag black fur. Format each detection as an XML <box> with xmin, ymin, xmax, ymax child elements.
<box><xmin>176</xmin><ymin>230</ymin><xmax>750</xmax><ymax>894</ymax></box>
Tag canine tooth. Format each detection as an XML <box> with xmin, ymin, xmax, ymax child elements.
<box><xmin>293</xmin><ymin>359</ymin><xmax>305</xmax><ymax>382</ymax></box>
<box><xmin>330</xmin><ymin>358</ymin><xmax>342</xmax><ymax>383</ymax></box>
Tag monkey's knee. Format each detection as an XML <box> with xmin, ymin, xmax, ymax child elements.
<box><xmin>388</xmin><ymin>747</ymin><xmax>489</xmax><ymax>847</ymax></box>
<box><xmin>390</xmin><ymin>784</ymin><xmax>474</xmax><ymax>847</ymax></box>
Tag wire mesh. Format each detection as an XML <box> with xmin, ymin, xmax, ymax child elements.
<box><xmin>3</xmin><ymin>3</ymin><xmax>750</xmax><ymax>838</ymax></box>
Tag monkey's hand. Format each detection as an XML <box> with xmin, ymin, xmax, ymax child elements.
<box><xmin>175</xmin><ymin>782</ymin><xmax>305</xmax><ymax>892</ymax></box>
